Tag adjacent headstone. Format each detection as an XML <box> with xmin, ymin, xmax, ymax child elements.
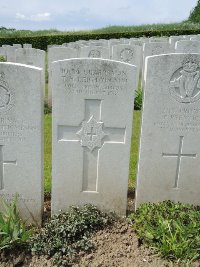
<box><xmin>15</xmin><ymin>48</ymin><xmax>46</xmax><ymax>95</ymax></box>
<box><xmin>175</xmin><ymin>40</ymin><xmax>200</xmax><ymax>53</ymax></box>
<box><xmin>0</xmin><ymin>46</ymin><xmax>16</xmax><ymax>62</ymax></box>
<box><xmin>169</xmin><ymin>36</ymin><xmax>186</xmax><ymax>49</ymax></box>
<box><xmin>149</xmin><ymin>37</ymin><xmax>169</xmax><ymax>43</ymax></box>
<box><xmin>13</xmin><ymin>44</ymin><xmax>22</xmax><ymax>49</ymax></box>
<box><xmin>142</xmin><ymin>42</ymin><xmax>173</xmax><ymax>86</ymax></box>
<box><xmin>0</xmin><ymin>63</ymin><xmax>43</xmax><ymax>225</ymax></box>
<box><xmin>112</xmin><ymin>44</ymin><xmax>142</xmax><ymax>84</ymax></box>
<box><xmin>23</xmin><ymin>44</ymin><xmax>32</xmax><ymax>48</ymax></box>
<box><xmin>48</xmin><ymin>47</ymin><xmax>78</xmax><ymax>104</ymax></box>
<box><xmin>79</xmin><ymin>46</ymin><xmax>110</xmax><ymax>59</ymax></box>
<box><xmin>51</xmin><ymin>58</ymin><xmax>137</xmax><ymax>216</ymax></box>
<box><xmin>0</xmin><ymin>48</ymin><xmax>7</xmax><ymax>61</ymax></box>
<box><xmin>136</xmin><ymin>53</ymin><xmax>200</xmax><ymax>208</ymax></box>
<box><xmin>15</xmin><ymin>48</ymin><xmax>45</xmax><ymax>69</ymax></box>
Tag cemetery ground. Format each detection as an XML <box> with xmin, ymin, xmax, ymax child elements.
<box><xmin>0</xmin><ymin>111</ymin><xmax>199</xmax><ymax>267</ymax></box>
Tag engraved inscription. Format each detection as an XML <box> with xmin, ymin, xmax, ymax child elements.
<box><xmin>0</xmin><ymin>192</ymin><xmax>36</xmax><ymax>203</ymax></box>
<box><xmin>162</xmin><ymin>136</ymin><xmax>197</xmax><ymax>189</ymax></box>
<box><xmin>0</xmin><ymin>117</ymin><xmax>40</xmax><ymax>143</ymax></box>
<box><xmin>77</xmin><ymin>115</ymin><xmax>106</xmax><ymax>151</ymax></box>
<box><xmin>0</xmin><ymin>72</ymin><xmax>14</xmax><ymax>112</ymax></box>
<box><xmin>170</xmin><ymin>55</ymin><xmax>200</xmax><ymax>103</ymax></box>
<box><xmin>61</xmin><ymin>67</ymin><xmax>128</xmax><ymax>96</ymax></box>
<box><xmin>154</xmin><ymin>107</ymin><xmax>200</xmax><ymax>132</ymax></box>
<box><xmin>120</xmin><ymin>48</ymin><xmax>134</xmax><ymax>63</ymax></box>
<box><xmin>88</xmin><ymin>50</ymin><xmax>101</xmax><ymax>58</ymax></box>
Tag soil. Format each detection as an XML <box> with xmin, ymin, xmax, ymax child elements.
<box><xmin>0</xmin><ymin>193</ymin><xmax>199</xmax><ymax>267</ymax></box>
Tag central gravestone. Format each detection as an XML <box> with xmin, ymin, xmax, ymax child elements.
<box><xmin>136</xmin><ymin>53</ymin><xmax>200</xmax><ymax>208</ymax></box>
<box><xmin>52</xmin><ymin>59</ymin><xmax>137</xmax><ymax>216</ymax></box>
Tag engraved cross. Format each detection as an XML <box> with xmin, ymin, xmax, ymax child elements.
<box><xmin>0</xmin><ymin>145</ymin><xmax>17</xmax><ymax>190</ymax></box>
<box><xmin>162</xmin><ymin>136</ymin><xmax>197</xmax><ymax>189</ymax></box>
<box><xmin>58</xmin><ymin>99</ymin><xmax>126</xmax><ymax>192</ymax></box>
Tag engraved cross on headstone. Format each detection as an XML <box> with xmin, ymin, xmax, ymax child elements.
<box><xmin>162</xmin><ymin>136</ymin><xmax>197</xmax><ymax>189</ymax></box>
<box><xmin>0</xmin><ymin>145</ymin><xmax>17</xmax><ymax>190</ymax></box>
<box><xmin>58</xmin><ymin>99</ymin><xmax>126</xmax><ymax>192</ymax></box>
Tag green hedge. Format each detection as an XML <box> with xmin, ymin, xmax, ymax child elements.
<box><xmin>1</xmin><ymin>29</ymin><xmax>200</xmax><ymax>50</ymax></box>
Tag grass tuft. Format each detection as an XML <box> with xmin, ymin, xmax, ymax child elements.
<box><xmin>129</xmin><ymin>201</ymin><xmax>200</xmax><ymax>263</ymax></box>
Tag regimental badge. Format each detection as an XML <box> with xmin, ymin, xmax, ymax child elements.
<box><xmin>0</xmin><ymin>72</ymin><xmax>15</xmax><ymax>113</ymax></box>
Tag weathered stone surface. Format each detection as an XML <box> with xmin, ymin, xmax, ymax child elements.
<box><xmin>48</xmin><ymin>47</ymin><xmax>78</xmax><ymax>104</ymax></box>
<box><xmin>111</xmin><ymin>44</ymin><xmax>142</xmax><ymax>84</ymax></box>
<box><xmin>136</xmin><ymin>53</ymin><xmax>200</xmax><ymax>208</ymax></box>
<box><xmin>15</xmin><ymin>48</ymin><xmax>45</xmax><ymax>69</ymax></box>
<box><xmin>175</xmin><ymin>40</ymin><xmax>200</xmax><ymax>53</ymax></box>
<box><xmin>79</xmin><ymin>46</ymin><xmax>110</xmax><ymax>59</ymax></box>
<box><xmin>0</xmin><ymin>63</ymin><xmax>43</xmax><ymax>225</ymax></box>
<box><xmin>51</xmin><ymin>58</ymin><xmax>137</xmax><ymax>216</ymax></box>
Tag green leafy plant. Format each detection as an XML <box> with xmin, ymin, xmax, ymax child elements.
<box><xmin>0</xmin><ymin>55</ymin><xmax>6</xmax><ymax>62</ymax></box>
<box><xmin>129</xmin><ymin>201</ymin><xmax>200</xmax><ymax>263</ymax></box>
<box><xmin>44</xmin><ymin>99</ymin><xmax>52</xmax><ymax>114</ymax></box>
<box><xmin>134</xmin><ymin>88</ymin><xmax>143</xmax><ymax>110</ymax></box>
<box><xmin>0</xmin><ymin>195</ymin><xmax>32</xmax><ymax>250</ymax></box>
<box><xmin>31</xmin><ymin>204</ymin><xmax>115</xmax><ymax>266</ymax></box>
<box><xmin>188</xmin><ymin>0</ymin><xmax>200</xmax><ymax>23</ymax></box>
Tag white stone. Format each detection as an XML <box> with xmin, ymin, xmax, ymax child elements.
<box><xmin>0</xmin><ymin>63</ymin><xmax>43</xmax><ymax>225</ymax></box>
<box><xmin>13</xmin><ymin>44</ymin><xmax>22</xmax><ymax>48</ymax></box>
<box><xmin>111</xmin><ymin>44</ymin><xmax>142</xmax><ymax>84</ymax></box>
<box><xmin>142</xmin><ymin>42</ymin><xmax>173</xmax><ymax>86</ymax></box>
<box><xmin>175</xmin><ymin>40</ymin><xmax>200</xmax><ymax>53</ymax></box>
<box><xmin>149</xmin><ymin>37</ymin><xmax>169</xmax><ymax>43</ymax></box>
<box><xmin>23</xmin><ymin>44</ymin><xmax>32</xmax><ymax>48</ymax></box>
<box><xmin>136</xmin><ymin>53</ymin><xmax>200</xmax><ymax>208</ymax></box>
<box><xmin>51</xmin><ymin>58</ymin><xmax>137</xmax><ymax>216</ymax></box>
<box><xmin>0</xmin><ymin>48</ymin><xmax>7</xmax><ymax>61</ymax></box>
<box><xmin>48</xmin><ymin>47</ymin><xmax>78</xmax><ymax>104</ymax></box>
<box><xmin>79</xmin><ymin>46</ymin><xmax>110</xmax><ymax>59</ymax></box>
<box><xmin>15</xmin><ymin>48</ymin><xmax>45</xmax><ymax>69</ymax></box>
<box><xmin>0</xmin><ymin>46</ymin><xmax>16</xmax><ymax>62</ymax></box>
<box><xmin>169</xmin><ymin>36</ymin><xmax>187</xmax><ymax>49</ymax></box>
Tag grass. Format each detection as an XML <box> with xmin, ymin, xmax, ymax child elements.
<box><xmin>43</xmin><ymin>111</ymin><xmax>141</xmax><ymax>193</ymax></box>
<box><xmin>129</xmin><ymin>201</ymin><xmax>200</xmax><ymax>264</ymax></box>
<box><xmin>44</xmin><ymin>114</ymin><xmax>52</xmax><ymax>193</ymax></box>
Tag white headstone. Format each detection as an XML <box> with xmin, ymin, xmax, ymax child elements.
<box><xmin>149</xmin><ymin>37</ymin><xmax>169</xmax><ymax>43</ymax></box>
<box><xmin>0</xmin><ymin>63</ymin><xmax>43</xmax><ymax>225</ymax></box>
<box><xmin>175</xmin><ymin>40</ymin><xmax>200</xmax><ymax>53</ymax></box>
<box><xmin>15</xmin><ymin>48</ymin><xmax>45</xmax><ymax>69</ymax></box>
<box><xmin>136</xmin><ymin>53</ymin><xmax>200</xmax><ymax>208</ymax></box>
<box><xmin>111</xmin><ymin>44</ymin><xmax>142</xmax><ymax>84</ymax></box>
<box><xmin>51</xmin><ymin>58</ymin><xmax>137</xmax><ymax>216</ymax></box>
<box><xmin>169</xmin><ymin>36</ymin><xmax>186</xmax><ymax>49</ymax></box>
<box><xmin>13</xmin><ymin>44</ymin><xmax>22</xmax><ymax>49</ymax></box>
<box><xmin>79</xmin><ymin>46</ymin><xmax>110</xmax><ymax>59</ymax></box>
<box><xmin>142</xmin><ymin>42</ymin><xmax>173</xmax><ymax>86</ymax></box>
<box><xmin>0</xmin><ymin>48</ymin><xmax>7</xmax><ymax>61</ymax></box>
<box><xmin>23</xmin><ymin>44</ymin><xmax>32</xmax><ymax>48</ymax></box>
<box><xmin>1</xmin><ymin>46</ymin><xmax>16</xmax><ymax>62</ymax></box>
<box><xmin>48</xmin><ymin>47</ymin><xmax>78</xmax><ymax>104</ymax></box>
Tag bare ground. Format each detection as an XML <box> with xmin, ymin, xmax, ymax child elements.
<box><xmin>0</xmin><ymin>193</ymin><xmax>199</xmax><ymax>267</ymax></box>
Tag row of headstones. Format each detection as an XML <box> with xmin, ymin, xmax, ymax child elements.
<box><xmin>0</xmin><ymin>44</ymin><xmax>45</xmax><ymax>69</ymax></box>
<box><xmin>47</xmin><ymin>34</ymin><xmax>200</xmax><ymax>103</ymax></box>
<box><xmin>0</xmin><ymin>52</ymin><xmax>199</xmax><ymax>226</ymax></box>
<box><xmin>3</xmin><ymin>34</ymin><xmax>200</xmax><ymax>71</ymax></box>
<box><xmin>2</xmin><ymin>34</ymin><xmax>200</xmax><ymax>101</ymax></box>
